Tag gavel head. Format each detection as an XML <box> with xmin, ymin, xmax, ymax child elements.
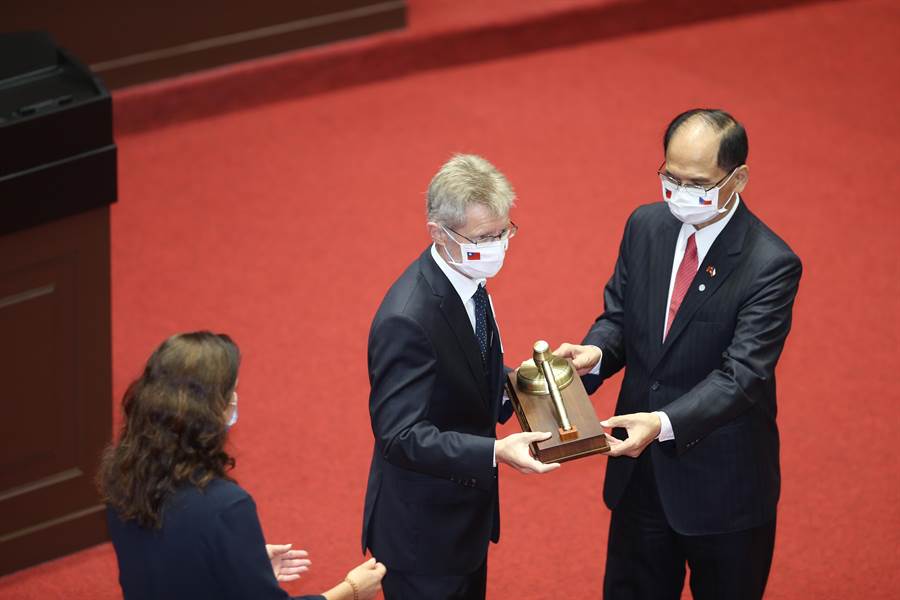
<box><xmin>532</xmin><ymin>340</ymin><xmax>554</xmax><ymax>366</ymax></box>
<box><xmin>518</xmin><ymin>340</ymin><xmax>575</xmax><ymax>395</ymax></box>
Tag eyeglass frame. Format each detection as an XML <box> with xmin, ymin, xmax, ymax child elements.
<box><xmin>443</xmin><ymin>220</ymin><xmax>518</xmax><ymax>246</ymax></box>
<box><xmin>657</xmin><ymin>160</ymin><xmax>739</xmax><ymax>193</ymax></box>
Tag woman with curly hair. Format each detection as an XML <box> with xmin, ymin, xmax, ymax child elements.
<box><xmin>99</xmin><ymin>331</ymin><xmax>385</xmax><ymax>600</ymax></box>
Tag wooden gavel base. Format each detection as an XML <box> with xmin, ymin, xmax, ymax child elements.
<box><xmin>559</xmin><ymin>426</ymin><xmax>579</xmax><ymax>442</ymax></box>
<box><xmin>506</xmin><ymin>363</ymin><xmax>610</xmax><ymax>463</ymax></box>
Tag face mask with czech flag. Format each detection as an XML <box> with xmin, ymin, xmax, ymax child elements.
<box><xmin>662</xmin><ymin>171</ymin><xmax>736</xmax><ymax>225</ymax></box>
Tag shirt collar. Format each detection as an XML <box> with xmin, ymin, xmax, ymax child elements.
<box><xmin>430</xmin><ymin>243</ymin><xmax>485</xmax><ymax>303</ymax></box>
<box><xmin>679</xmin><ymin>194</ymin><xmax>741</xmax><ymax>260</ymax></box>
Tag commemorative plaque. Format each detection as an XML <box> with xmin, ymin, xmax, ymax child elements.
<box><xmin>506</xmin><ymin>340</ymin><xmax>610</xmax><ymax>463</ymax></box>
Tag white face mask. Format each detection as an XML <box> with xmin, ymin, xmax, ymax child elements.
<box><xmin>662</xmin><ymin>170</ymin><xmax>737</xmax><ymax>225</ymax></box>
<box><xmin>440</xmin><ymin>225</ymin><xmax>508</xmax><ymax>279</ymax></box>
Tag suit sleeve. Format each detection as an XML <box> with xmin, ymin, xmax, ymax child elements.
<box><xmin>663</xmin><ymin>251</ymin><xmax>802</xmax><ymax>454</ymax></box>
<box><xmin>214</xmin><ymin>494</ymin><xmax>324</xmax><ymax>600</ymax></box>
<box><xmin>498</xmin><ymin>365</ymin><xmax>514</xmax><ymax>425</ymax></box>
<box><xmin>369</xmin><ymin>314</ymin><xmax>496</xmax><ymax>489</ymax></box>
<box><xmin>581</xmin><ymin>212</ymin><xmax>632</xmax><ymax>393</ymax></box>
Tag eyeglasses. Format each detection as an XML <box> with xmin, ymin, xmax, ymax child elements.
<box><xmin>657</xmin><ymin>161</ymin><xmax>736</xmax><ymax>193</ymax></box>
<box><xmin>444</xmin><ymin>221</ymin><xmax>518</xmax><ymax>246</ymax></box>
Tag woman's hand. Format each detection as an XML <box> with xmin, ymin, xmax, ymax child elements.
<box><xmin>266</xmin><ymin>544</ymin><xmax>311</xmax><ymax>582</ymax></box>
<box><xmin>344</xmin><ymin>557</ymin><xmax>387</xmax><ymax>600</ymax></box>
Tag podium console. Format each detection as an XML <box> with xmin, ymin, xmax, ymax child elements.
<box><xmin>0</xmin><ymin>32</ymin><xmax>116</xmax><ymax>575</ymax></box>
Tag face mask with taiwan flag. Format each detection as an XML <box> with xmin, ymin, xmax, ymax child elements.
<box><xmin>440</xmin><ymin>225</ymin><xmax>508</xmax><ymax>279</ymax></box>
<box><xmin>662</xmin><ymin>170</ymin><xmax>736</xmax><ymax>225</ymax></box>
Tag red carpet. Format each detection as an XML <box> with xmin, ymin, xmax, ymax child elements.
<box><xmin>1</xmin><ymin>0</ymin><xmax>899</xmax><ymax>598</ymax></box>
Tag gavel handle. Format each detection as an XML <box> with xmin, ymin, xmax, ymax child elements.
<box><xmin>540</xmin><ymin>360</ymin><xmax>573</xmax><ymax>431</ymax></box>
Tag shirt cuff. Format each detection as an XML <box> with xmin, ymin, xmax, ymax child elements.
<box><xmin>589</xmin><ymin>348</ymin><xmax>602</xmax><ymax>376</ymax></box>
<box><xmin>494</xmin><ymin>391</ymin><xmax>511</xmax><ymax>466</ymax></box>
<box><xmin>654</xmin><ymin>411</ymin><xmax>674</xmax><ymax>441</ymax></box>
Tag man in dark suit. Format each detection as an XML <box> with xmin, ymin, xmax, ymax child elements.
<box><xmin>556</xmin><ymin>109</ymin><xmax>802</xmax><ymax>600</ymax></box>
<box><xmin>362</xmin><ymin>154</ymin><xmax>560</xmax><ymax>600</ymax></box>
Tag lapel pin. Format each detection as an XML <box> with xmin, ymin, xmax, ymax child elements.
<box><xmin>706</xmin><ymin>265</ymin><xmax>716</xmax><ymax>277</ymax></box>
<box><xmin>699</xmin><ymin>284</ymin><xmax>707</xmax><ymax>292</ymax></box>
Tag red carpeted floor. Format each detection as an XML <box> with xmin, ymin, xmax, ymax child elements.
<box><xmin>2</xmin><ymin>0</ymin><xmax>899</xmax><ymax>598</ymax></box>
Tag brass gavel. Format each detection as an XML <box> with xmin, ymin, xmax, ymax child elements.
<box><xmin>516</xmin><ymin>340</ymin><xmax>579</xmax><ymax>440</ymax></box>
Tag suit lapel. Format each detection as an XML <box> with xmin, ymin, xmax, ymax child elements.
<box><xmin>646</xmin><ymin>216</ymin><xmax>682</xmax><ymax>366</ymax></box>
<box><xmin>486</xmin><ymin>299</ymin><xmax>503</xmax><ymax>416</ymax></box>
<box><xmin>418</xmin><ymin>250</ymin><xmax>489</xmax><ymax>404</ymax></box>
<box><xmin>440</xmin><ymin>293</ymin><xmax>490</xmax><ymax>402</ymax></box>
<box><xmin>649</xmin><ymin>202</ymin><xmax>751</xmax><ymax>375</ymax></box>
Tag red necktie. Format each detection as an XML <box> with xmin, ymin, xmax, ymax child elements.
<box><xmin>664</xmin><ymin>233</ymin><xmax>697</xmax><ymax>340</ymax></box>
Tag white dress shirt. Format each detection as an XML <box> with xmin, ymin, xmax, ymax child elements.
<box><xmin>663</xmin><ymin>195</ymin><xmax>741</xmax><ymax>342</ymax></box>
<box><xmin>431</xmin><ymin>244</ymin><xmax>486</xmax><ymax>333</ymax></box>
<box><xmin>591</xmin><ymin>195</ymin><xmax>741</xmax><ymax>442</ymax></box>
<box><xmin>430</xmin><ymin>244</ymin><xmax>509</xmax><ymax>465</ymax></box>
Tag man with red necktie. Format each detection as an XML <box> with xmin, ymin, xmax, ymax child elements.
<box><xmin>556</xmin><ymin>109</ymin><xmax>802</xmax><ymax>600</ymax></box>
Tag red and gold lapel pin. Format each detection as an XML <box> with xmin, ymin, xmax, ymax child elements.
<box><xmin>706</xmin><ymin>265</ymin><xmax>716</xmax><ymax>277</ymax></box>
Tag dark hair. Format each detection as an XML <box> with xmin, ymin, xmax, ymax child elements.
<box><xmin>98</xmin><ymin>331</ymin><xmax>241</xmax><ymax>528</ymax></box>
<box><xmin>663</xmin><ymin>108</ymin><xmax>748</xmax><ymax>172</ymax></box>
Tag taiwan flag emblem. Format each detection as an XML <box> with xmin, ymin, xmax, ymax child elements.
<box><xmin>467</xmin><ymin>251</ymin><xmax>481</xmax><ymax>260</ymax></box>
<box><xmin>665</xmin><ymin>188</ymin><xmax>672</xmax><ymax>199</ymax></box>
<box><xmin>699</xmin><ymin>195</ymin><xmax>713</xmax><ymax>206</ymax></box>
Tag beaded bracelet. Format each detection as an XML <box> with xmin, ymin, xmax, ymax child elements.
<box><xmin>343</xmin><ymin>576</ymin><xmax>359</xmax><ymax>600</ymax></box>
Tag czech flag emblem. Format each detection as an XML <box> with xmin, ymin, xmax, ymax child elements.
<box><xmin>665</xmin><ymin>188</ymin><xmax>672</xmax><ymax>199</ymax></box>
<box><xmin>467</xmin><ymin>251</ymin><xmax>481</xmax><ymax>260</ymax></box>
<box><xmin>699</xmin><ymin>195</ymin><xmax>713</xmax><ymax>206</ymax></box>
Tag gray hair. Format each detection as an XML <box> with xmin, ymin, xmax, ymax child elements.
<box><xmin>426</xmin><ymin>154</ymin><xmax>515</xmax><ymax>228</ymax></box>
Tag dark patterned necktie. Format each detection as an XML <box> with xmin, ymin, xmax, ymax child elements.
<box><xmin>473</xmin><ymin>285</ymin><xmax>489</xmax><ymax>363</ymax></box>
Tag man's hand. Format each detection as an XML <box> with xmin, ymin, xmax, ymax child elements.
<box><xmin>266</xmin><ymin>544</ymin><xmax>311</xmax><ymax>582</ymax></box>
<box><xmin>552</xmin><ymin>343</ymin><xmax>603</xmax><ymax>376</ymax></box>
<box><xmin>495</xmin><ymin>431</ymin><xmax>561</xmax><ymax>474</ymax></box>
<box><xmin>601</xmin><ymin>413</ymin><xmax>661</xmax><ymax>458</ymax></box>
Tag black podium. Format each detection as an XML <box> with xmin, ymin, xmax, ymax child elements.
<box><xmin>0</xmin><ymin>32</ymin><xmax>116</xmax><ymax>575</ymax></box>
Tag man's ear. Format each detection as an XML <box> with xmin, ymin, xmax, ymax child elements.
<box><xmin>733</xmin><ymin>164</ymin><xmax>750</xmax><ymax>194</ymax></box>
<box><xmin>426</xmin><ymin>222</ymin><xmax>445</xmax><ymax>244</ymax></box>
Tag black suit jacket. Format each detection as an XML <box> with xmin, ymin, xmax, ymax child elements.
<box><xmin>107</xmin><ymin>479</ymin><xmax>323</xmax><ymax>600</ymax></box>
<box><xmin>583</xmin><ymin>200</ymin><xmax>802</xmax><ymax>535</ymax></box>
<box><xmin>362</xmin><ymin>247</ymin><xmax>510</xmax><ymax>576</ymax></box>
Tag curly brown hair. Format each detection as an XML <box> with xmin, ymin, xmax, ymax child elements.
<box><xmin>98</xmin><ymin>331</ymin><xmax>241</xmax><ymax>528</ymax></box>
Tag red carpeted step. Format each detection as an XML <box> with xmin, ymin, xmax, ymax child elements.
<box><xmin>112</xmin><ymin>0</ymin><xmax>847</xmax><ymax>136</ymax></box>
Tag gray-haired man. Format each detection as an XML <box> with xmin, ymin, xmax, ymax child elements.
<box><xmin>361</xmin><ymin>154</ymin><xmax>558</xmax><ymax>599</ymax></box>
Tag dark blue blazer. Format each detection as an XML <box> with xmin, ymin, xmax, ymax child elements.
<box><xmin>583</xmin><ymin>200</ymin><xmax>802</xmax><ymax>535</ymax></box>
<box><xmin>107</xmin><ymin>479</ymin><xmax>323</xmax><ymax>600</ymax></box>
<box><xmin>361</xmin><ymin>248</ymin><xmax>511</xmax><ymax>576</ymax></box>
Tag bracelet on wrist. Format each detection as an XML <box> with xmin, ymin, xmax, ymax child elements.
<box><xmin>343</xmin><ymin>576</ymin><xmax>359</xmax><ymax>600</ymax></box>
